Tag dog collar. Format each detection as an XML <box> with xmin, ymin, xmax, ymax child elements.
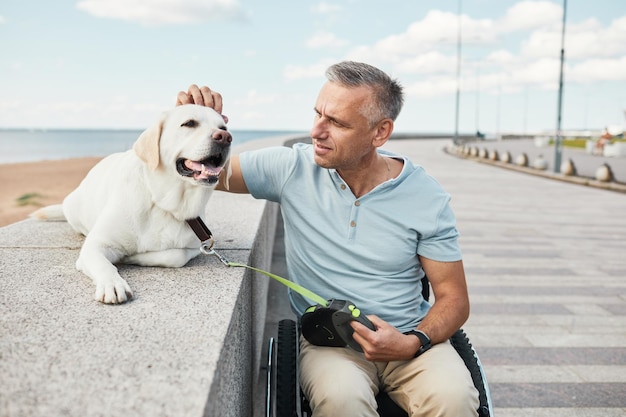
<box><xmin>186</xmin><ymin>217</ymin><xmax>215</xmax><ymax>252</ymax></box>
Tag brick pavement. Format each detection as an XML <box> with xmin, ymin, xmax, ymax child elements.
<box><xmin>260</xmin><ymin>138</ymin><xmax>626</xmax><ymax>417</ymax></box>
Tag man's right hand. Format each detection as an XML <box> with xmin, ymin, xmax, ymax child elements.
<box><xmin>176</xmin><ymin>84</ymin><xmax>229</xmax><ymax>124</ymax></box>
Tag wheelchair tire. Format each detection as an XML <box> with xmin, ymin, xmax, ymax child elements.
<box><xmin>276</xmin><ymin>319</ymin><xmax>298</xmax><ymax>417</ymax></box>
<box><xmin>449</xmin><ymin>329</ymin><xmax>492</xmax><ymax>417</ymax></box>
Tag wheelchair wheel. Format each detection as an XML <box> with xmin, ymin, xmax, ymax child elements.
<box><xmin>450</xmin><ymin>329</ymin><xmax>493</xmax><ymax>417</ymax></box>
<box><xmin>275</xmin><ymin>319</ymin><xmax>300</xmax><ymax>417</ymax></box>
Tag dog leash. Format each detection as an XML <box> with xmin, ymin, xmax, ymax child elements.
<box><xmin>186</xmin><ymin>217</ymin><xmax>328</xmax><ymax>307</ymax></box>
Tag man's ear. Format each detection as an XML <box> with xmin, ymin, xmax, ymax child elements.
<box><xmin>133</xmin><ymin>114</ymin><xmax>164</xmax><ymax>170</ymax></box>
<box><xmin>373</xmin><ymin>119</ymin><xmax>394</xmax><ymax>148</ymax></box>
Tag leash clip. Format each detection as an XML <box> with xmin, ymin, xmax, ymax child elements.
<box><xmin>199</xmin><ymin>238</ymin><xmax>215</xmax><ymax>254</ymax></box>
<box><xmin>187</xmin><ymin>217</ymin><xmax>231</xmax><ymax>266</ymax></box>
<box><xmin>200</xmin><ymin>240</ymin><xmax>231</xmax><ymax>266</ymax></box>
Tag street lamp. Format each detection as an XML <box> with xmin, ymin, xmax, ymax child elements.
<box><xmin>453</xmin><ymin>0</ymin><xmax>462</xmax><ymax>145</ymax></box>
<box><xmin>553</xmin><ymin>0</ymin><xmax>567</xmax><ymax>173</ymax></box>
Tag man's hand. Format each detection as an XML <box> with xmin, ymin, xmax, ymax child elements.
<box><xmin>351</xmin><ymin>315</ymin><xmax>421</xmax><ymax>362</ymax></box>
<box><xmin>176</xmin><ymin>84</ymin><xmax>229</xmax><ymax>123</ymax></box>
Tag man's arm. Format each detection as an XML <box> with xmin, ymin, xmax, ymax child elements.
<box><xmin>351</xmin><ymin>258</ymin><xmax>470</xmax><ymax>362</ymax></box>
<box><xmin>217</xmin><ymin>155</ymin><xmax>249</xmax><ymax>194</ymax></box>
<box><xmin>176</xmin><ymin>84</ymin><xmax>247</xmax><ymax>193</ymax></box>
<box><xmin>415</xmin><ymin>257</ymin><xmax>470</xmax><ymax>343</ymax></box>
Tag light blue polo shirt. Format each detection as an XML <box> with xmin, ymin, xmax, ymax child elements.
<box><xmin>240</xmin><ymin>143</ymin><xmax>461</xmax><ymax>333</ymax></box>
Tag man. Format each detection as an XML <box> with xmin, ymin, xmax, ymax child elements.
<box><xmin>177</xmin><ymin>61</ymin><xmax>479</xmax><ymax>417</ymax></box>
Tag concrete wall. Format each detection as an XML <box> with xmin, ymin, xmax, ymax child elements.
<box><xmin>0</xmin><ymin>135</ymin><xmax>306</xmax><ymax>417</ymax></box>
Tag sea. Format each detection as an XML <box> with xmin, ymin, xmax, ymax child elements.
<box><xmin>0</xmin><ymin>129</ymin><xmax>305</xmax><ymax>164</ymax></box>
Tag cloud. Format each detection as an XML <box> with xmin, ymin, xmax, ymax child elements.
<box><xmin>76</xmin><ymin>0</ymin><xmax>247</xmax><ymax>25</ymax></box>
<box><xmin>306</xmin><ymin>31</ymin><xmax>349</xmax><ymax>49</ymax></box>
<box><xmin>0</xmin><ymin>98</ymin><xmax>165</xmax><ymax>128</ymax></box>
<box><xmin>283</xmin><ymin>60</ymin><xmax>335</xmax><ymax>81</ymax></box>
<box><xmin>568</xmin><ymin>56</ymin><xmax>626</xmax><ymax>83</ymax></box>
<box><xmin>494</xmin><ymin>0</ymin><xmax>562</xmax><ymax>33</ymax></box>
<box><xmin>405</xmin><ymin>76</ymin><xmax>459</xmax><ymax>98</ymax></box>
<box><xmin>0</xmin><ymin>15</ymin><xmax>6</xmax><ymax>24</ymax></box>
<box><xmin>565</xmin><ymin>16</ymin><xmax>626</xmax><ymax>59</ymax></box>
<box><xmin>310</xmin><ymin>2</ymin><xmax>342</xmax><ymax>14</ymax></box>
<box><xmin>344</xmin><ymin>10</ymin><xmax>496</xmax><ymax>67</ymax></box>
<box><xmin>396</xmin><ymin>51</ymin><xmax>458</xmax><ymax>75</ymax></box>
<box><xmin>517</xmin><ymin>18</ymin><xmax>626</xmax><ymax>61</ymax></box>
<box><xmin>234</xmin><ymin>90</ymin><xmax>278</xmax><ymax>106</ymax></box>
<box><xmin>333</xmin><ymin>2</ymin><xmax>626</xmax><ymax>99</ymax></box>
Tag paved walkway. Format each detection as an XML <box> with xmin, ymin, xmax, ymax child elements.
<box><xmin>260</xmin><ymin>138</ymin><xmax>626</xmax><ymax>417</ymax></box>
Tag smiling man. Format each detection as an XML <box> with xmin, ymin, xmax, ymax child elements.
<box><xmin>177</xmin><ymin>61</ymin><xmax>479</xmax><ymax>417</ymax></box>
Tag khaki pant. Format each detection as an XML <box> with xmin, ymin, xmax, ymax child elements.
<box><xmin>299</xmin><ymin>337</ymin><xmax>479</xmax><ymax>417</ymax></box>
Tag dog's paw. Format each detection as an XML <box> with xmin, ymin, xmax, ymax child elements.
<box><xmin>94</xmin><ymin>278</ymin><xmax>134</xmax><ymax>304</ymax></box>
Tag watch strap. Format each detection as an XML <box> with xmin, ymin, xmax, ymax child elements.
<box><xmin>403</xmin><ymin>329</ymin><xmax>432</xmax><ymax>358</ymax></box>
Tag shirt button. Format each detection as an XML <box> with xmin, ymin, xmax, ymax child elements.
<box><xmin>350</xmin><ymin>221</ymin><xmax>356</xmax><ymax>227</ymax></box>
<box><xmin>354</xmin><ymin>200</ymin><xmax>360</xmax><ymax>206</ymax></box>
<box><xmin>341</xmin><ymin>184</ymin><xmax>347</xmax><ymax>190</ymax></box>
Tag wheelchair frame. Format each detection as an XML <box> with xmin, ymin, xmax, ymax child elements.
<box><xmin>265</xmin><ymin>278</ymin><xmax>494</xmax><ymax>417</ymax></box>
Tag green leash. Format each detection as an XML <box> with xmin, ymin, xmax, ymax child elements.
<box><xmin>227</xmin><ymin>262</ymin><xmax>329</xmax><ymax>307</ymax></box>
<box><xmin>187</xmin><ymin>216</ymin><xmax>329</xmax><ymax>307</ymax></box>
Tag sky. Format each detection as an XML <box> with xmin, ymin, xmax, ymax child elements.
<box><xmin>1</xmin><ymin>0</ymin><xmax>625</xmax><ymax>135</ymax></box>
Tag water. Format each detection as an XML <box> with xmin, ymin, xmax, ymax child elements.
<box><xmin>0</xmin><ymin>129</ymin><xmax>305</xmax><ymax>164</ymax></box>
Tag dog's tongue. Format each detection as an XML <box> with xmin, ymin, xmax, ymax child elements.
<box><xmin>184</xmin><ymin>160</ymin><xmax>222</xmax><ymax>180</ymax></box>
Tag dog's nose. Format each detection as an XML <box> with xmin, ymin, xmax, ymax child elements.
<box><xmin>212</xmin><ymin>130</ymin><xmax>232</xmax><ymax>144</ymax></box>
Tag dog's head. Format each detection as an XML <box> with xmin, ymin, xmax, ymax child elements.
<box><xmin>133</xmin><ymin>104</ymin><xmax>231</xmax><ymax>186</ymax></box>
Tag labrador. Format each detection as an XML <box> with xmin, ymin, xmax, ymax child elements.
<box><xmin>31</xmin><ymin>104</ymin><xmax>231</xmax><ymax>304</ymax></box>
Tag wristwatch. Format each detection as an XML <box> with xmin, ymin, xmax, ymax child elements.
<box><xmin>403</xmin><ymin>329</ymin><xmax>432</xmax><ymax>358</ymax></box>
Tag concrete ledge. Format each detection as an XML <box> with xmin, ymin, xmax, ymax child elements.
<box><xmin>0</xmin><ymin>178</ymin><xmax>279</xmax><ymax>416</ymax></box>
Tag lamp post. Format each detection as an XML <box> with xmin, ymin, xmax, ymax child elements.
<box><xmin>553</xmin><ymin>0</ymin><xmax>567</xmax><ymax>173</ymax></box>
<box><xmin>453</xmin><ymin>0</ymin><xmax>462</xmax><ymax>144</ymax></box>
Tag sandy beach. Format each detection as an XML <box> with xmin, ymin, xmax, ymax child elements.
<box><xmin>0</xmin><ymin>157</ymin><xmax>101</xmax><ymax>227</ymax></box>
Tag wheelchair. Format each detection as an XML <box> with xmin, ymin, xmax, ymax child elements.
<box><xmin>265</xmin><ymin>277</ymin><xmax>494</xmax><ymax>417</ymax></box>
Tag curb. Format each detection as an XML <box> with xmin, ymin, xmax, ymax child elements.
<box><xmin>445</xmin><ymin>145</ymin><xmax>626</xmax><ymax>194</ymax></box>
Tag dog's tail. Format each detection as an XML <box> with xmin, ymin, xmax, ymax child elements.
<box><xmin>30</xmin><ymin>204</ymin><xmax>67</xmax><ymax>222</ymax></box>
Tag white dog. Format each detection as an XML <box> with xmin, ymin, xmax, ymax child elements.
<box><xmin>31</xmin><ymin>104</ymin><xmax>231</xmax><ymax>304</ymax></box>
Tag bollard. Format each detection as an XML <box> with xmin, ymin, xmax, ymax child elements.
<box><xmin>560</xmin><ymin>158</ymin><xmax>577</xmax><ymax>176</ymax></box>
<box><xmin>514</xmin><ymin>153</ymin><xmax>528</xmax><ymax>167</ymax></box>
<box><xmin>595</xmin><ymin>163</ymin><xmax>614</xmax><ymax>182</ymax></box>
<box><xmin>533</xmin><ymin>155</ymin><xmax>548</xmax><ymax>170</ymax></box>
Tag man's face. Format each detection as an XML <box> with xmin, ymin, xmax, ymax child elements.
<box><xmin>310</xmin><ymin>81</ymin><xmax>380</xmax><ymax>171</ymax></box>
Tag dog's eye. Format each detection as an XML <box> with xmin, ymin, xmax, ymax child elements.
<box><xmin>219</xmin><ymin>125</ymin><xmax>228</xmax><ymax>131</ymax></box>
<box><xmin>181</xmin><ymin>119</ymin><xmax>198</xmax><ymax>128</ymax></box>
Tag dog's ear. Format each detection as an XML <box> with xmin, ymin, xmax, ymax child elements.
<box><xmin>133</xmin><ymin>115</ymin><xmax>164</xmax><ymax>170</ymax></box>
